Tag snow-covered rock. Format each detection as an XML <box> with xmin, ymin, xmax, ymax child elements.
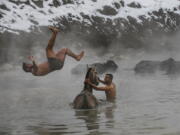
<box><xmin>0</xmin><ymin>0</ymin><xmax>180</xmax><ymax>33</ymax></box>
<box><xmin>0</xmin><ymin>0</ymin><xmax>180</xmax><ymax>65</ymax></box>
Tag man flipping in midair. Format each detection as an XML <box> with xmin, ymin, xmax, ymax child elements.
<box><xmin>22</xmin><ymin>27</ymin><xmax>84</xmax><ymax>76</ymax></box>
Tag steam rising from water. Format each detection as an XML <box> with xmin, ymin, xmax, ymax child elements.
<box><xmin>0</xmin><ymin>28</ymin><xmax>180</xmax><ymax>135</ymax></box>
<box><xmin>1</xmin><ymin>28</ymin><xmax>180</xmax><ymax>68</ymax></box>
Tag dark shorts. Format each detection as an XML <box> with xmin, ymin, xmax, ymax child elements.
<box><xmin>48</xmin><ymin>57</ymin><xmax>64</xmax><ymax>71</ymax></box>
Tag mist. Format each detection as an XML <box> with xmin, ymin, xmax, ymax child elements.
<box><xmin>1</xmin><ymin>0</ymin><xmax>180</xmax><ymax>133</ymax></box>
<box><xmin>1</xmin><ymin>27</ymin><xmax>180</xmax><ymax>66</ymax></box>
<box><xmin>1</xmin><ymin>25</ymin><xmax>180</xmax><ymax>135</ymax></box>
<box><xmin>1</xmin><ymin>27</ymin><xmax>180</xmax><ymax>107</ymax></box>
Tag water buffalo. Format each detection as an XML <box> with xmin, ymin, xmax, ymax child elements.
<box><xmin>134</xmin><ymin>58</ymin><xmax>180</xmax><ymax>74</ymax></box>
<box><xmin>73</xmin><ymin>67</ymin><xmax>99</xmax><ymax>109</ymax></box>
<box><xmin>71</xmin><ymin>60</ymin><xmax>118</xmax><ymax>75</ymax></box>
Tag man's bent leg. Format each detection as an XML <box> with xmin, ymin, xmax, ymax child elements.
<box><xmin>56</xmin><ymin>48</ymin><xmax>84</xmax><ymax>62</ymax></box>
<box><xmin>46</xmin><ymin>27</ymin><xmax>59</xmax><ymax>58</ymax></box>
<box><xmin>66</xmin><ymin>48</ymin><xmax>84</xmax><ymax>61</ymax></box>
<box><xmin>56</xmin><ymin>48</ymin><xmax>67</xmax><ymax>62</ymax></box>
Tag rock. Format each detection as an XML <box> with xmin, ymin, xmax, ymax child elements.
<box><xmin>71</xmin><ymin>60</ymin><xmax>118</xmax><ymax>75</ymax></box>
<box><xmin>29</xmin><ymin>19</ymin><xmax>39</xmax><ymax>25</ymax></box>
<box><xmin>113</xmin><ymin>2</ymin><xmax>121</xmax><ymax>9</ymax></box>
<box><xmin>1</xmin><ymin>0</ymin><xmax>180</xmax><ymax>60</ymax></box>
<box><xmin>0</xmin><ymin>13</ymin><xmax>3</xmax><ymax>19</ymax></box>
<box><xmin>120</xmin><ymin>0</ymin><xmax>125</xmax><ymax>7</ymax></box>
<box><xmin>98</xmin><ymin>6</ymin><xmax>118</xmax><ymax>16</ymax></box>
<box><xmin>53</xmin><ymin>0</ymin><xmax>61</xmax><ymax>7</ymax></box>
<box><xmin>0</xmin><ymin>4</ymin><xmax>10</xmax><ymax>11</ymax></box>
<box><xmin>113</xmin><ymin>1</ymin><xmax>125</xmax><ymax>9</ymax></box>
<box><xmin>62</xmin><ymin>0</ymin><xmax>74</xmax><ymax>5</ymax></box>
<box><xmin>32</xmin><ymin>0</ymin><xmax>44</xmax><ymax>8</ymax></box>
<box><xmin>127</xmin><ymin>2</ymin><xmax>141</xmax><ymax>8</ymax></box>
<box><xmin>53</xmin><ymin>5</ymin><xmax>180</xmax><ymax>51</ymax></box>
<box><xmin>134</xmin><ymin>58</ymin><xmax>180</xmax><ymax>75</ymax></box>
<box><xmin>9</xmin><ymin>0</ymin><xmax>30</xmax><ymax>5</ymax></box>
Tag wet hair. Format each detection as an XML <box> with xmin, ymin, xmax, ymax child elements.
<box><xmin>106</xmin><ymin>73</ymin><xmax>113</xmax><ymax>80</ymax></box>
<box><xmin>22</xmin><ymin>62</ymin><xmax>32</xmax><ymax>72</ymax></box>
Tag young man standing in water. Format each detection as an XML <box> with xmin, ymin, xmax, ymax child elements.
<box><xmin>22</xmin><ymin>27</ymin><xmax>84</xmax><ymax>76</ymax></box>
<box><xmin>85</xmin><ymin>74</ymin><xmax>116</xmax><ymax>102</ymax></box>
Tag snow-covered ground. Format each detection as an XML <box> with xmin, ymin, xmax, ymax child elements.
<box><xmin>0</xmin><ymin>0</ymin><xmax>180</xmax><ymax>33</ymax></box>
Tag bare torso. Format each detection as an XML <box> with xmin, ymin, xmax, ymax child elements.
<box><xmin>32</xmin><ymin>62</ymin><xmax>51</xmax><ymax>76</ymax></box>
<box><xmin>105</xmin><ymin>82</ymin><xmax>116</xmax><ymax>102</ymax></box>
<box><xmin>24</xmin><ymin>26</ymin><xmax>84</xmax><ymax>76</ymax></box>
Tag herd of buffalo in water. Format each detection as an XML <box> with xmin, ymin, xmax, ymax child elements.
<box><xmin>73</xmin><ymin>58</ymin><xmax>178</xmax><ymax>109</ymax></box>
<box><xmin>72</xmin><ymin>58</ymin><xmax>179</xmax><ymax>76</ymax></box>
<box><xmin>134</xmin><ymin>58</ymin><xmax>180</xmax><ymax>75</ymax></box>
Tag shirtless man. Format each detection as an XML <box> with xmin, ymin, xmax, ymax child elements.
<box><xmin>85</xmin><ymin>74</ymin><xmax>116</xmax><ymax>102</ymax></box>
<box><xmin>22</xmin><ymin>27</ymin><xmax>84</xmax><ymax>76</ymax></box>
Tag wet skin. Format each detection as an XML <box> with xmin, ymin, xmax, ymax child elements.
<box><xmin>85</xmin><ymin>74</ymin><xmax>116</xmax><ymax>102</ymax></box>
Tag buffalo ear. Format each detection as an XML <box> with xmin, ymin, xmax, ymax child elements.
<box><xmin>94</xmin><ymin>65</ymin><xmax>97</xmax><ymax>71</ymax></box>
<box><xmin>92</xmin><ymin>65</ymin><xmax>96</xmax><ymax>72</ymax></box>
<box><xmin>86</xmin><ymin>64</ymin><xmax>89</xmax><ymax>71</ymax></box>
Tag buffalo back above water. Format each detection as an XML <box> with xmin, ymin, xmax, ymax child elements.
<box><xmin>134</xmin><ymin>58</ymin><xmax>180</xmax><ymax>74</ymax></box>
<box><xmin>71</xmin><ymin>60</ymin><xmax>118</xmax><ymax>75</ymax></box>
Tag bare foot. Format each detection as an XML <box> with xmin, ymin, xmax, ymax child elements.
<box><xmin>76</xmin><ymin>51</ymin><xmax>84</xmax><ymax>61</ymax></box>
<box><xmin>49</xmin><ymin>26</ymin><xmax>59</xmax><ymax>33</ymax></box>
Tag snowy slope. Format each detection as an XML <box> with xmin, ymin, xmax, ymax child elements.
<box><xmin>0</xmin><ymin>0</ymin><xmax>180</xmax><ymax>33</ymax></box>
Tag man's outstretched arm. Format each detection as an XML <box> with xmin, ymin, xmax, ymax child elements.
<box><xmin>85</xmin><ymin>79</ymin><xmax>110</xmax><ymax>91</ymax></box>
<box><xmin>29</xmin><ymin>56</ymin><xmax>38</xmax><ymax>74</ymax></box>
<box><xmin>98</xmin><ymin>77</ymin><xmax>106</xmax><ymax>84</ymax></box>
<box><xmin>32</xmin><ymin>60</ymin><xmax>38</xmax><ymax>73</ymax></box>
